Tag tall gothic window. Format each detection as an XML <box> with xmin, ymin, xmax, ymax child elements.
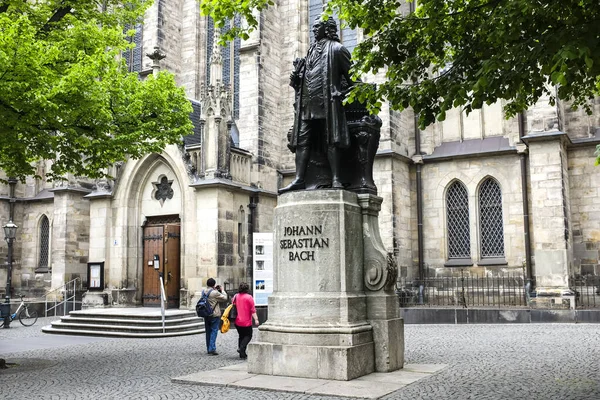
<box><xmin>446</xmin><ymin>181</ymin><xmax>470</xmax><ymax>259</ymax></box>
<box><xmin>124</xmin><ymin>24</ymin><xmax>143</xmax><ymax>73</ymax></box>
<box><xmin>479</xmin><ymin>178</ymin><xmax>505</xmax><ymax>258</ymax></box>
<box><xmin>39</xmin><ymin>215</ymin><xmax>50</xmax><ymax>270</ymax></box>
<box><xmin>206</xmin><ymin>16</ymin><xmax>241</xmax><ymax>119</ymax></box>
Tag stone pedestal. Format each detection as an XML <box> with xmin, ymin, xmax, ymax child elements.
<box><xmin>358</xmin><ymin>194</ymin><xmax>404</xmax><ymax>372</ymax></box>
<box><xmin>248</xmin><ymin>190</ymin><xmax>404</xmax><ymax>381</ymax></box>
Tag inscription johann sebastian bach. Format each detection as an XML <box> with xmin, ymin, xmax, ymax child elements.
<box><xmin>280</xmin><ymin>225</ymin><xmax>329</xmax><ymax>261</ymax></box>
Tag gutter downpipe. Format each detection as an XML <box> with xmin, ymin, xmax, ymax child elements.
<box><xmin>414</xmin><ymin>112</ymin><xmax>425</xmax><ymax>304</ymax></box>
<box><xmin>518</xmin><ymin>112</ymin><xmax>534</xmax><ymax>299</ymax></box>
<box><xmin>247</xmin><ymin>195</ymin><xmax>258</xmax><ymax>291</ymax></box>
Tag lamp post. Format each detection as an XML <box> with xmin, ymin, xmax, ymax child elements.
<box><xmin>3</xmin><ymin>178</ymin><xmax>17</xmax><ymax>328</ymax></box>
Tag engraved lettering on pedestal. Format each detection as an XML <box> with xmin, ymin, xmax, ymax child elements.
<box><xmin>280</xmin><ymin>225</ymin><xmax>330</xmax><ymax>261</ymax></box>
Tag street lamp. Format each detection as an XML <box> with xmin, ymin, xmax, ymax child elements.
<box><xmin>3</xmin><ymin>221</ymin><xmax>17</xmax><ymax>241</ymax></box>
<box><xmin>3</xmin><ymin>178</ymin><xmax>17</xmax><ymax>328</ymax></box>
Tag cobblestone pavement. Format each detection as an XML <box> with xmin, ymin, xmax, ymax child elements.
<box><xmin>1</xmin><ymin>318</ymin><xmax>599</xmax><ymax>399</ymax></box>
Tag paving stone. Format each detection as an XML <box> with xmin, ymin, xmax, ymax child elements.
<box><xmin>306</xmin><ymin>380</ymin><xmax>404</xmax><ymax>399</ymax></box>
<box><xmin>230</xmin><ymin>374</ymin><xmax>329</xmax><ymax>393</ymax></box>
<box><xmin>1</xmin><ymin>318</ymin><xmax>600</xmax><ymax>399</ymax></box>
<box><xmin>219</xmin><ymin>362</ymin><xmax>249</xmax><ymax>371</ymax></box>
<box><xmin>355</xmin><ymin>370</ymin><xmax>429</xmax><ymax>385</ymax></box>
<box><xmin>401</xmin><ymin>363</ymin><xmax>448</xmax><ymax>374</ymax></box>
<box><xmin>172</xmin><ymin>369</ymin><xmax>255</xmax><ymax>386</ymax></box>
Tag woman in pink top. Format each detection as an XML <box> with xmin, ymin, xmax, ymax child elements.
<box><xmin>233</xmin><ymin>282</ymin><xmax>259</xmax><ymax>359</ymax></box>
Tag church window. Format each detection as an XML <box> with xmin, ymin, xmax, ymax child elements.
<box><xmin>478</xmin><ymin>178</ymin><xmax>505</xmax><ymax>258</ymax></box>
<box><xmin>446</xmin><ymin>181</ymin><xmax>470</xmax><ymax>259</ymax></box>
<box><xmin>124</xmin><ymin>24</ymin><xmax>143</xmax><ymax>73</ymax></box>
<box><xmin>39</xmin><ymin>215</ymin><xmax>50</xmax><ymax>270</ymax></box>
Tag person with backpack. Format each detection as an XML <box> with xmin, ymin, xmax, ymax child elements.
<box><xmin>199</xmin><ymin>278</ymin><xmax>228</xmax><ymax>355</ymax></box>
<box><xmin>232</xmin><ymin>282</ymin><xmax>259</xmax><ymax>359</ymax></box>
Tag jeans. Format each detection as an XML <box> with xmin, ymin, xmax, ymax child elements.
<box><xmin>204</xmin><ymin>316</ymin><xmax>220</xmax><ymax>353</ymax></box>
<box><xmin>235</xmin><ymin>324</ymin><xmax>253</xmax><ymax>357</ymax></box>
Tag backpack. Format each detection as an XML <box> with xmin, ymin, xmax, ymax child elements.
<box><xmin>196</xmin><ymin>289</ymin><xmax>214</xmax><ymax>318</ymax></box>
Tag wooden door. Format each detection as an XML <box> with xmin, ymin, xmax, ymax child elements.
<box><xmin>142</xmin><ymin>226</ymin><xmax>164</xmax><ymax>307</ymax></box>
<box><xmin>164</xmin><ymin>224</ymin><xmax>181</xmax><ymax>308</ymax></box>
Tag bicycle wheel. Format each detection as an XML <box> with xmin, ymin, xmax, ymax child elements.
<box><xmin>19</xmin><ymin>307</ymin><xmax>38</xmax><ymax>326</ymax></box>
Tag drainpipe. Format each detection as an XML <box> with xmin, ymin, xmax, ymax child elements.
<box><xmin>247</xmin><ymin>195</ymin><xmax>258</xmax><ymax>290</ymax></box>
<box><xmin>518</xmin><ymin>112</ymin><xmax>534</xmax><ymax>293</ymax></box>
<box><xmin>414</xmin><ymin>112</ymin><xmax>425</xmax><ymax>304</ymax></box>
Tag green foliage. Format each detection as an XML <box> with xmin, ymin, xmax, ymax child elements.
<box><xmin>201</xmin><ymin>0</ymin><xmax>600</xmax><ymax>164</ymax></box>
<box><xmin>0</xmin><ymin>0</ymin><xmax>193</xmax><ymax>181</ymax></box>
<box><xmin>199</xmin><ymin>0</ymin><xmax>274</xmax><ymax>41</ymax></box>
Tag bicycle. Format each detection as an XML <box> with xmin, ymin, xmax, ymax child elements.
<box><xmin>0</xmin><ymin>294</ymin><xmax>39</xmax><ymax>328</ymax></box>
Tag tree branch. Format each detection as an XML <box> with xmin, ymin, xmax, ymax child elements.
<box><xmin>41</xmin><ymin>6</ymin><xmax>73</xmax><ymax>33</ymax></box>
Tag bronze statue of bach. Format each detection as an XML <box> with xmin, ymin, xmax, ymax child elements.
<box><xmin>280</xmin><ymin>15</ymin><xmax>353</xmax><ymax>193</ymax></box>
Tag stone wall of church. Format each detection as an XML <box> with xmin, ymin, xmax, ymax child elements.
<box><xmin>251</xmin><ymin>3</ymin><xmax>290</xmax><ymax>191</ymax></box>
<box><xmin>418</xmin><ymin>102</ymin><xmax>520</xmax><ymax>155</ymax></box>
<box><xmin>147</xmin><ymin>0</ymin><xmax>184</xmax><ymax>76</ymax></box>
<box><xmin>14</xmin><ymin>200</ymin><xmax>54</xmax><ymax>297</ymax></box>
<box><xmin>418</xmin><ymin>154</ymin><xmax>526</xmax><ymax>277</ymax></box>
<box><xmin>180</xmin><ymin>1</ymin><xmax>204</xmax><ymax>99</ymax></box>
<box><xmin>373</xmin><ymin>156</ymin><xmax>413</xmax><ymax>276</ymax></box>
<box><xmin>527</xmin><ymin>138</ymin><xmax>572</xmax><ymax>288</ymax></box>
<box><xmin>560</xmin><ymin>99</ymin><xmax>600</xmax><ymax>140</ymax></box>
<box><xmin>568</xmin><ymin>146</ymin><xmax>600</xmax><ymax>276</ymax></box>
<box><xmin>51</xmin><ymin>190</ymin><xmax>90</xmax><ymax>290</ymax></box>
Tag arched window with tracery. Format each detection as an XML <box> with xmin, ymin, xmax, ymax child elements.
<box><xmin>479</xmin><ymin>178</ymin><xmax>505</xmax><ymax>258</ymax></box>
<box><xmin>39</xmin><ymin>215</ymin><xmax>50</xmax><ymax>270</ymax></box>
<box><xmin>446</xmin><ymin>181</ymin><xmax>470</xmax><ymax>260</ymax></box>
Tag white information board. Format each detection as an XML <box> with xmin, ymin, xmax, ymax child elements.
<box><xmin>253</xmin><ymin>232</ymin><xmax>274</xmax><ymax>306</ymax></box>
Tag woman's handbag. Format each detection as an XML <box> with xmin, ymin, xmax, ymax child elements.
<box><xmin>229</xmin><ymin>295</ymin><xmax>238</xmax><ymax>320</ymax></box>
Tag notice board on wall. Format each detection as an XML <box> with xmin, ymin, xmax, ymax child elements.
<box><xmin>253</xmin><ymin>232</ymin><xmax>273</xmax><ymax>306</ymax></box>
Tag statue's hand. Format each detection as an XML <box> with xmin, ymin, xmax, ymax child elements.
<box><xmin>289</xmin><ymin>72</ymin><xmax>300</xmax><ymax>88</ymax></box>
<box><xmin>331</xmin><ymin>88</ymin><xmax>343</xmax><ymax>99</ymax></box>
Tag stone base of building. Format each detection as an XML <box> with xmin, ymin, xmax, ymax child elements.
<box><xmin>81</xmin><ymin>291</ymin><xmax>109</xmax><ymax>308</ymax></box>
<box><xmin>531</xmin><ymin>287</ymin><xmax>576</xmax><ymax>310</ymax></box>
<box><xmin>110</xmin><ymin>288</ymin><xmax>138</xmax><ymax>306</ymax></box>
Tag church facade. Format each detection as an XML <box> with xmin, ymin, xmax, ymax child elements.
<box><xmin>1</xmin><ymin>0</ymin><xmax>599</xmax><ymax>309</ymax></box>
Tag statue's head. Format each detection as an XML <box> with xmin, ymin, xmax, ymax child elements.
<box><xmin>313</xmin><ymin>14</ymin><xmax>340</xmax><ymax>42</ymax></box>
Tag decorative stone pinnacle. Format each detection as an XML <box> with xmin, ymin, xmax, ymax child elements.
<box><xmin>146</xmin><ymin>46</ymin><xmax>166</xmax><ymax>76</ymax></box>
<box><xmin>210</xmin><ymin>30</ymin><xmax>223</xmax><ymax>85</ymax></box>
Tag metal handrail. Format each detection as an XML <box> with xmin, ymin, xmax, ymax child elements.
<box><xmin>45</xmin><ymin>277</ymin><xmax>81</xmax><ymax>317</ymax></box>
<box><xmin>159</xmin><ymin>276</ymin><xmax>166</xmax><ymax>333</ymax></box>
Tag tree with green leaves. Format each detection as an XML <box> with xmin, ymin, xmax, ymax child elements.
<box><xmin>200</xmin><ymin>0</ymin><xmax>600</xmax><ymax>163</ymax></box>
<box><xmin>0</xmin><ymin>0</ymin><xmax>193</xmax><ymax>182</ymax></box>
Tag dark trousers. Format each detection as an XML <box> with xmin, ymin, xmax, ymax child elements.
<box><xmin>235</xmin><ymin>324</ymin><xmax>253</xmax><ymax>357</ymax></box>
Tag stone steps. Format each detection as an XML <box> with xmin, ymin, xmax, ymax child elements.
<box><xmin>42</xmin><ymin>308</ymin><xmax>205</xmax><ymax>338</ymax></box>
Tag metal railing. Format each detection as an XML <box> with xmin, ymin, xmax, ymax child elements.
<box><xmin>397</xmin><ymin>271</ymin><xmax>531</xmax><ymax>308</ymax></box>
<box><xmin>159</xmin><ymin>275</ymin><xmax>166</xmax><ymax>333</ymax></box>
<box><xmin>45</xmin><ymin>278</ymin><xmax>82</xmax><ymax>317</ymax></box>
<box><xmin>571</xmin><ymin>275</ymin><xmax>600</xmax><ymax>309</ymax></box>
